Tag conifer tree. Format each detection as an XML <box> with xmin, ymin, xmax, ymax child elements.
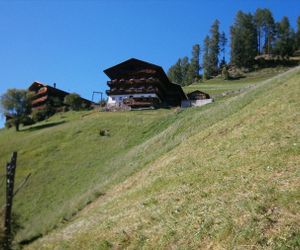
<box><xmin>187</xmin><ymin>44</ymin><xmax>201</xmax><ymax>83</ymax></box>
<box><xmin>254</xmin><ymin>8</ymin><xmax>275</xmax><ymax>55</ymax></box>
<box><xmin>255</xmin><ymin>8</ymin><xmax>265</xmax><ymax>54</ymax></box>
<box><xmin>203</xmin><ymin>35</ymin><xmax>212</xmax><ymax>79</ymax></box>
<box><xmin>296</xmin><ymin>16</ymin><xmax>300</xmax><ymax>50</ymax></box>
<box><xmin>230</xmin><ymin>11</ymin><xmax>257</xmax><ymax>68</ymax></box>
<box><xmin>202</xmin><ymin>20</ymin><xmax>221</xmax><ymax>79</ymax></box>
<box><xmin>167</xmin><ymin>57</ymin><xmax>190</xmax><ymax>86</ymax></box>
<box><xmin>167</xmin><ymin>58</ymin><xmax>183</xmax><ymax>84</ymax></box>
<box><xmin>209</xmin><ymin>19</ymin><xmax>220</xmax><ymax>76</ymax></box>
<box><xmin>274</xmin><ymin>16</ymin><xmax>295</xmax><ymax>59</ymax></box>
<box><xmin>219</xmin><ymin>31</ymin><xmax>227</xmax><ymax>68</ymax></box>
<box><xmin>181</xmin><ymin>56</ymin><xmax>190</xmax><ymax>86</ymax></box>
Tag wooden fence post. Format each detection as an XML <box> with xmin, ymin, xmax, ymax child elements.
<box><xmin>3</xmin><ymin>152</ymin><xmax>17</xmax><ymax>250</ymax></box>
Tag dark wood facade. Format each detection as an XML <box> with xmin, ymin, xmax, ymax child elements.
<box><xmin>104</xmin><ymin>58</ymin><xmax>187</xmax><ymax>109</ymax></box>
<box><xmin>28</xmin><ymin>82</ymin><xmax>93</xmax><ymax>110</ymax></box>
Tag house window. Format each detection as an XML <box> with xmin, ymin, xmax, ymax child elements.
<box><xmin>112</xmin><ymin>97</ymin><xmax>115</xmax><ymax>101</ymax></box>
<box><xmin>119</xmin><ymin>97</ymin><xmax>122</xmax><ymax>100</ymax></box>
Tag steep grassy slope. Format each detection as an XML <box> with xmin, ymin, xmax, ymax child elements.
<box><xmin>0</xmin><ymin>68</ymin><xmax>282</xmax><ymax>244</ymax></box>
<box><xmin>0</xmin><ymin>109</ymin><xmax>178</xmax><ymax>243</ymax></box>
<box><xmin>27</xmin><ymin>67</ymin><xmax>300</xmax><ymax>249</ymax></box>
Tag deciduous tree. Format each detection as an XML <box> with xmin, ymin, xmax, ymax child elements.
<box><xmin>0</xmin><ymin>89</ymin><xmax>32</xmax><ymax>131</ymax></box>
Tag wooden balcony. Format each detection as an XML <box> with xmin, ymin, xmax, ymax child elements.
<box><xmin>123</xmin><ymin>97</ymin><xmax>160</xmax><ymax>108</ymax></box>
<box><xmin>107</xmin><ymin>77</ymin><xmax>160</xmax><ymax>87</ymax></box>
<box><xmin>106</xmin><ymin>87</ymin><xmax>158</xmax><ymax>95</ymax></box>
<box><xmin>32</xmin><ymin>96</ymin><xmax>48</xmax><ymax>106</ymax></box>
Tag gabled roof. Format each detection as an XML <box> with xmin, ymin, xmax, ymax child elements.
<box><xmin>103</xmin><ymin>58</ymin><xmax>170</xmax><ymax>83</ymax></box>
<box><xmin>28</xmin><ymin>81</ymin><xmax>47</xmax><ymax>91</ymax></box>
<box><xmin>28</xmin><ymin>81</ymin><xmax>68</xmax><ymax>95</ymax></box>
<box><xmin>187</xmin><ymin>90</ymin><xmax>210</xmax><ymax>99</ymax></box>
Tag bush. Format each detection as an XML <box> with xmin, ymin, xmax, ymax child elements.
<box><xmin>64</xmin><ymin>93</ymin><xmax>83</xmax><ymax>111</ymax></box>
<box><xmin>222</xmin><ymin>66</ymin><xmax>230</xmax><ymax>80</ymax></box>
<box><xmin>5</xmin><ymin>119</ymin><xmax>14</xmax><ymax>129</ymax></box>
<box><xmin>32</xmin><ymin>109</ymin><xmax>48</xmax><ymax>122</ymax></box>
<box><xmin>21</xmin><ymin>116</ymin><xmax>35</xmax><ymax>126</ymax></box>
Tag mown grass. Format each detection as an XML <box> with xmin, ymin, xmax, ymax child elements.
<box><xmin>183</xmin><ymin>66</ymin><xmax>290</xmax><ymax>96</ymax></box>
<box><xmin>0</xmin><ymin>109</ymin><xmax>179</xmax><ymax>243</ymax></box>
<box><xmin>25</xmin><ymin>67</ymin><xmax>300</xmax><ymax>249</ymax></box>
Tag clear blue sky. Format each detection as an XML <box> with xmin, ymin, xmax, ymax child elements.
<box><xmin>0</xmin><ymin>0</ymin><xmax>299</xmax><ymax>127</ymax></box>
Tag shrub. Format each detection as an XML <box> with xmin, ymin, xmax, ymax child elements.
<box><xmin>222</xmin><ymin>66</ymin><xmax>230</xmax><ymax>80</ymax></box>
<box><xmin>32</xmin><ymin>109</ymin><xmax>48</xmax><ymax>122</ymax></box>
<box><xmin>64</xmin><ymin>93</ymin><xmax>83</xmax><ymax>111</ymax></box>
<box><xmin>21</xmin><ymin>116</ymin><xmax>35</xmax><ymax>126</ymax></box>
<box><xmin>5</xmin><ymin>119</ymin><xmax>14</xmax><ymax>129</ymax></box>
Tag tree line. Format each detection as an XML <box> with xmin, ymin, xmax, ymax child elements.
<box><xmin>168</xmin><ymin>9</ymin><xmax>300</xmax><ymax>86</ymax></box>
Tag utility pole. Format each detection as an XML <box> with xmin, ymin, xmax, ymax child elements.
<box><xmin>92</xmin><ymin>91</ymin><xmax>103</xmax><ymax>103</ymax></box>
<box><xmin>3</xmin><ymin>152</ymin><xmax>17</xmax><ymax>250</ymax></box>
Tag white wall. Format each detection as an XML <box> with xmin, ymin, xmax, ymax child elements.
<box><xmin>181</xmin><ymin>99</ymin><xmax>213</xmax><ymax>108</ymax></box>
<box><xmin>107</xmin><ymin>93</ymin><xmax>159</xmax><ymax>106</ymax></box>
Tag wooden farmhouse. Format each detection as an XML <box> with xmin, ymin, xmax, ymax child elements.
<box><xmin>29</xmin><ymin>81</ymin><xmax>93</xmax><ymax>110</ymax></box>
<box><xmin>104</xmin><ymin>58</ymin><xmax>187</xmax><ymax>109</ymax></box>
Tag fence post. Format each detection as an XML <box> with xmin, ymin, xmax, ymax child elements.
<box><xmin>3</xmin><ymin>152</ymin><xmax>17</xmax><ymax>250</ymax></box>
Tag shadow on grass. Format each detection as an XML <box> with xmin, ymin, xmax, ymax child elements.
<box><xmin>22</xmin><ymin>120</ymin><xmax>66</xmax><ymax>132</ymax></box>
<box><xmin>228</xmin><ymin>75</ymin><xmax>246</xmax><ymax>81</ymax></box>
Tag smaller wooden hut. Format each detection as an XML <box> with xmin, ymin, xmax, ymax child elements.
<box><xmin>187</xmin><ymin>90</ymin><xmax>210</xmax><ymax>100</ymax></box>
<box><xmin>182</xmin><ymin>90</ymin><xmax>213</xmax><ymax>108</ymax></box>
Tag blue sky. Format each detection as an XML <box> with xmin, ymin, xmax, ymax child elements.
<box><xmin>0</xmin><ymin>0</ymin><xmax>299</xmax><ymax>127</ymax></box>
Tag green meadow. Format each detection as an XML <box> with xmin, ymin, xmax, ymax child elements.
<box><xmin>0</xmin><ymin>67</ymin><xmax>299</xmax><ymax>249</ymax></box>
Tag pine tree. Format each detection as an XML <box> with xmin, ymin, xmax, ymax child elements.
<box><xmin>209</xmin><ymin>19</ymin><xmax>220</xmax><ymax>76</ymax></box>
<box><xmin>181</xmin><ymin>56</ymin><xmax>190</xmax><ymax>86</ymax></box>
<box><xmin>254</xmin><ymin>8</ymin><xmax>275</xmax><ymax>55</ymax></box>
<box><xmin>230</xmin><ymin>11</ymin><xmax>258</xmax><ymax>68</ymax></box>
<box><xmin>167</xmin><ymin>59</ymin><xmax>183</xmax><ymax>84</ymax></box>
<box><xmin>296</xmin><ymin>16</ymin><xmax>300</xmax><ymax>50</ymax></box>
<box><xmin>219</xmin><ymin>31</ymin><xmax>227</xmax><ymax>68</ymax></box>
<box><xmin>202</xmin><ymin>20</ymin><xmax>221</xmax><ymax>79</ymax></box>
<box><xmin>203</xmin><ymin>35</ymin><xmax>212</xmax><ymax>79</ymax></box>
<box><xmin>263</xmin><ymin>9</ymin><xmax>275</xmax><ymax>55</ymax></box>
<box><xmin>255</xmin><ymin>8</ymin><xmax>265</xmax><ymax>54</ymax></box>
<box><xmin>274</xmin><ymin>16</ymin><xmax>295</xmax><ymax>59</ymax></box>
<box><xmin>167</xmin><ymin>57</ymin><xmax>190</xmax><ymax>86</ymax></box>
<box><xmin>187</xmin><ymin>44</ymin><xmax>201</xmax><ymax>84</ymax></box>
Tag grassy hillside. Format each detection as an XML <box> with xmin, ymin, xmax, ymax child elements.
<box><xmin>183</xmin><ymin>67</ymin><xmax>289</xmax><ymax>97</ymax></box>
<box><xmin>0</xmin><ymin>109</ymin><xmax>178</xmax><ymax>243</ymax></box>
<box><xmin>0</xmin><ymin>67</ymin><xmax>298</xmax><ymax>248</ymax></box>
<box><xmin>22</xmin><ymin>67</ymin><xmax>300</xmax><ymax>249</ymax></box>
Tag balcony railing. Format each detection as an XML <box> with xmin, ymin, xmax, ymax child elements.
<box><xmin>123</xmin><ymin>97</ymin><xmax>160</xmax><ymax>107</ymax></box>
<box><xmin>32</xmin><ymin>96</ymin><xmax>48</xmax><ymax>105</ymax></box>
<box><xmin>107</xmin><ymin>77</ymin><xmax>160</xmax><ymax>87</ymax></box>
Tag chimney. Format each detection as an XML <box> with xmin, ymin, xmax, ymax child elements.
<box><xmin>53</xmin><ymin>83</ymin><xmax>56</xmax><ymax>88</ymax></box>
